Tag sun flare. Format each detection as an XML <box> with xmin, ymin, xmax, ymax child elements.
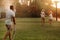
<box><xmin>52</xmin><ymin>0</ymin><xmax>60</xmax><ymax>8</ymax></box>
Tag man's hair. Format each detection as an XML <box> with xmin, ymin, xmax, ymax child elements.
<box><xmin>10</xmin><ymin>5</ymin><xmax>14</xmax><ymax>10</ymax></box>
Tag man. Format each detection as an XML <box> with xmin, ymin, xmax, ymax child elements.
<box><xmin>40</xmin><ymin>9</ymin><xmax>45</xmax><ymax>24</ymax></box>
<box><xmin>3</xmin><ymin>5</ymin><xmax>16</xmax><ymax>40</ymax></box>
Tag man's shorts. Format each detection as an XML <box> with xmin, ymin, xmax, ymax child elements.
<box><xmin>5</xmin><ymin>20</ymin><xmax>13</xmax><ymax>30</ymax></box>
<box><xmin>41</xmin><ymin>17</ymin><xmax>45</xmax><ymax>20</ymax></box>
<box><xmin>49</xmin><ymin>19</ymin><xmax>52</xmax><ymax>21</ymax></box>
<box><xmin>5</xmin><ymin>20</ymin><xmax>12</xmax><ymax>25</ymax></box>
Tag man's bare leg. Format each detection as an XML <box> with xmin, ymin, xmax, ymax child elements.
<box><xmin>9</xmin><ymin>30</ymin><xmax>12</xmax><ymax>40</ymax></box>
<box><xmin>8</xmin><ymin>25</ymin><xmax>13</xmax><ymax>40</ymax></box>
<box><xmin>41</xmin><ymin>18</ymin><xmax>45</xmax><ymax>25</ymax></box>
<box><xmin>3</xmin><ymin>25</ymin><xmax>13</xmax><ymax>40</ymax></box>
<box><xmin>3</xmin><ymin>31</ymin><xmax>9</xmax><ymax>40</ymax></box>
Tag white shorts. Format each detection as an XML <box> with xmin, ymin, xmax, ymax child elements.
<box><xmin>5</xmin><ymin>20</ymin><xmax>12</xmax><ymax>25</ymax></box>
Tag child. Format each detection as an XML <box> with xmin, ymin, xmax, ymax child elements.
<box><xmin>49</xmin><ymin>11</ymin><xmax>53</xmax><ymax>24</ymax></box>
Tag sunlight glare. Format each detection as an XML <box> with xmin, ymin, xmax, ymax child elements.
<box><xmin>52</xmin><ymin>0</ymin><xmax>60</xmax><ymax>8</ymax></box>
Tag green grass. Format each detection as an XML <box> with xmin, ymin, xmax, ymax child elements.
<box><xmin>0</xmin><ymin>18</ymin><xmax>60</xmax><ymax>40</ymax></box>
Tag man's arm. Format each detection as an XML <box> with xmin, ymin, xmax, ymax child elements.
<box><xmin>12</xmin><ymin>17</ymin><xmax>16</xmax><ymax>25</ymax></box>
<box><xmin>12</xmin><ymin>16</ymin><xmax>16</xmax><ymax>39</ymax></box>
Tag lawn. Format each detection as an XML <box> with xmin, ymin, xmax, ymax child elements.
<box><xmin>0</xmin><ymin>18</ymin><xmax>60</xmax><ymax>40</ymax></box>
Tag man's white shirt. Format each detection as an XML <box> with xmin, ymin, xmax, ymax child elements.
<box><xmin>40</xmin><ymin>11</ymin><xmax>45</xmax><ymax>18</ymax></box>
<box><xmin>5</xmin><ymin>9</ymin><xmax>15</xmax><ymax>25</ymax></box>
